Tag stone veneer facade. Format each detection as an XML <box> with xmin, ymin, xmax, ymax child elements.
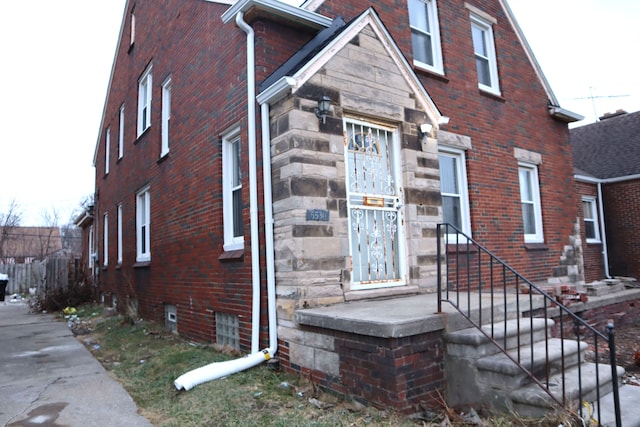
<box><xmin>265</xmin><ymin>22</ymin><xmax>452</xmax><ymax>408</ymax></box>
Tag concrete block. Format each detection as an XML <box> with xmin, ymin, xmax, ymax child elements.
<box><xmin>289</xmin><ymin>342</ymin><xmax>314</xmax><ymax>368</ymax></box>
<box><xmin>314</xmin><ymin>348</ymin><xmax>340</xmax><ymax>376</ymax></box>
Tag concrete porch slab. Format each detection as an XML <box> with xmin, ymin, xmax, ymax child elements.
<box><xmin>295</xmin><ymin>291</ymin><xmax>547</xmax><ymax>338</ymax></box>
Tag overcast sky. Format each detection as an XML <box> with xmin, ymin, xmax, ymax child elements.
<box><xmin>0</xmin><ymin>0</ymin><xmax>638</xmax><ymax>226</ymax></box>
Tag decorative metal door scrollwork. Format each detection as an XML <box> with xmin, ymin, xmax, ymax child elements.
<box><xmin>345</xmin><ymin>120</ymin><xmax>405</xmax><ymax>289</ymax></box>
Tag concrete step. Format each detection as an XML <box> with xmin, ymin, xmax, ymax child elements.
<box><xmin>510</xmin><ymin>362</ymin><xmax>625</xmax><ymax>418</ymax></box>
<box><xmin>445</xmin><ymin>318</ymin><xmax>553</xmax><ymax>358</ymax></box>
<box><xmin>594</xmin><ymin>385</ymin><xmax>640</xmax><ymax>427</ymax></box>
<box><xmin>476</xmin><ymin>338</ymin><xmax>587</xmax><ymax>388</ymax></box>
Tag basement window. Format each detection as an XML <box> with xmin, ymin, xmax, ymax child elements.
<box><xmin>165</xmin><ymin>304</ymin><xmax>178</xmax><ymax>333</ymax></box>
<box><xmin>216</xmin><ymin>312</ymin><xmax>239</xmax><ymax>350</ymax></box>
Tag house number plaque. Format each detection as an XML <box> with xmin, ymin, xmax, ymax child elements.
<box><xmin>306</xmin><ymin>209</ymin><xmax>330</xmax><ymax>221</ymax></box>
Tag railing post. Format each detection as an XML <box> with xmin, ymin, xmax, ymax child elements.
<box><xmin>607</xmin><ymin>322</ymin><xmax>622</xmax><ymax>427</ymax></box>
<box><xmin>437</xmin><ymin>224</ymin><xmax>442</xmax><ymax>313</ymax></box>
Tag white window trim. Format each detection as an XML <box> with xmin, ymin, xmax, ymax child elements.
<box><xmin>118</xmin><ymin>104</ymin><xmax>125</xmax><ymax>159</ymax></box>
<box><xmin>439</xmin><ymin>146</ymin><xmax>471</xmax><ymax>239</ymax></box>
<box><xmin>105</xmin><ymin>127</ymin><xmax>110</xmax><ymax>175</ymax></box>
<box><xmin>470</xmin><ymin>13</ymin><xmax>500</xmax><ymax>95</ymax></box>
<box><xmin>582</xmin><ymin>196</ymin><xmax>601</xmax><ymax>243</ymax></box>
<box><xmin>222</xmin><ymin>126</ymin><xmax>244</xmax><ymax>251</ymax></box>
<box><xmin>88</xmin><ymin>225</ymin><xmax>94</xmax><ymax>271</ymax></box>
<box><xmin>161</xmin><ymin>77</ymin><xmax>172</xmax><ymax>157</ymax></box>
<box><xmin>137</xmin><ymin>64</ymin><xmax>152</xmax><ymax>136</ymax></box>
<box><xmin>519</xmin><ymin>162</ymin><xmax>544</xmax><ymax>243</ymax></box>
<box><xmin>117</xmin><ymin>203</ymin><xmax>123</xmax><ymax>264</ymax></box>
<box><xmin>136</xmin><ymin>186</ymin><xmax>151</xmax><ymax>262</ymax></box>
<box><xmin>103</xmin><ymin>213</ymin><xmax>109</xmax><ymax>267</ymax></box>
<box><xmin>408</xmin><ymin>0</ymin><xmax>444</xmax><ymax>74</ymax></box>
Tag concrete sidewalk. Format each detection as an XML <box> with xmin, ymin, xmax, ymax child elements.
<box><xmin>0</xmin><ymin>300</ymin><xmax>153</xmax><ymax>427</ymax></box>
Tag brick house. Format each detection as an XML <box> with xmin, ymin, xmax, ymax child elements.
<box><xmin>572</xmin><ymin>109</ymin><xmax>640</xmax><ymax>282</ymax></box>
<box><xmin>74</xmin><ymin>205</ymin><xmax>96</xmax><ymax>286</ymax></box>
<box><xmin>92</xmin><ymin>0</ymin><xmax>584</xmax><ymax>411</ymax></box>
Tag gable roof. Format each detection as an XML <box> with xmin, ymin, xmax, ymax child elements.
<box><xmin>256</xmin><ymin>7</ymin><xmax>444</xmax><ymax>126</ymax></box>
<box><xmin>570</xmin><ymin>110</ymin><xmax>640</xmax><ymax>180</ymax></box>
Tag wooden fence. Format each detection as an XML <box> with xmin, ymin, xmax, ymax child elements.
<box><xmin>0</xmin><ymin>257</ymin><xmax>80</xmax><ymax>295</ymax></box>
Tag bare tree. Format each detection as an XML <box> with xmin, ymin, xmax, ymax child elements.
<box><xmin>0</xmin><ymin>199</ymin><xmax>23</xmax><ymax>262</ymax></box>
<box><xmin>35</xmin><ymin>207</ymin><xmax>61</xmax><ymax>260</ymax></box>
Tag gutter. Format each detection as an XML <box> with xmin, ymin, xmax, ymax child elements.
<box><xmin>596</xmin><ymin>182</ymin><xmax>610</xmax><ymax>278</ymax></box>
<box><xmin>174</xmin><ymin>11</ymin><xmax>277</xmax><ymax>391</ymax></box>
<box><xmin>220</xmin><ymin>0</ymin><xmax>332</xmax><ymax>28</ymax></box>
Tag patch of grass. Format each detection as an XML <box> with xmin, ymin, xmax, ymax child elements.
<box><xmin>72</xmin><ymin>305</ymin><xmax>584</xmax><ymax>427</ymax></box>
<box><xmin>80</xmin><ymin>310</ymin><xmax>415</xmax><ymax>426</ymax></box>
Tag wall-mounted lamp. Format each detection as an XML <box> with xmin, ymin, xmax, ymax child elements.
<box><xmin>418</xmin><ymin>123</ymin><xmax>433</xmax><ymax>138</ymax></box>
<box><xmin>315</xmin><ymin>96</ymin><xmax>331</xmax><ymax>124</ymax></box>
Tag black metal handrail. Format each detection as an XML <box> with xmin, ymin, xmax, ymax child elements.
<box><xmin>436</xmin><ymin>223</ymin><xmax>621</xmax><ymax>426</ymax></box>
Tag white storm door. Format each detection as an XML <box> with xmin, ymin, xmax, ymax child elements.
<box><xmin>345</xmin><ymin>119</ymin><xmax>405</xmax><ymax>290</ymax></box>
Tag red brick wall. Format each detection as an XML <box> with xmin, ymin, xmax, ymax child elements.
<box><xmin>315</xmin><ymin>0</ymin><xmax>578</xmax><ymax>283</ymax></box>
<box><xmin>280</xmin><ymin>329</ymin><xmax>445</xmax><ymax>414</ymax></box>
<box><xmin>603</xmin><ymin>180</ymin><xmax>640</xmax><ymax>278</ymax></box>
<box><xmin>95</xmin><ymin>0</ymin><xmax>579</xmax><ymax>351</ymax></box>
<box><xmin>575</xmin><ymin>181</ymin><xmax>606</xmax><ymax>282</ymax></box>
<box><xmin>94</xmin><ymin>0</ymin><xmax>262</xmax><ymax>349</ymax></box>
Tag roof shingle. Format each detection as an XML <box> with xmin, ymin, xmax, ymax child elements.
<box><xmin>570</xmin><ymin>110</ymin><xmax>640</xmax><ymax>179</ymax></box>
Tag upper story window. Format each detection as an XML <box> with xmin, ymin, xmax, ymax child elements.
<box><xmin>222</xmin><ymin>127</ymin><xmax>244</xmax><ymax>251</ymax></box>
<box><xmin>137</xmin><ymin>64</ymin><xmax>152</xmax><ymax>137</ymax></box>
<box><xmin>118</xmin><ymin>104</ymin><xmax>124</xmax><ymax>159</ymax></box>
<box><xmin>439</xmin><ymin>148</ymin><xmax>471</xmax><ymax>236</ymax></box>
<box><xmin>518</xmin><ymin>163</ymin><xmax>543</xmax><ymax>243</ymax></box>
<box><xmin>161</xmin><ymin>77</ymin><xmax>172</xmax><ymax>157</ymax></box>
<box><xmin>470</xmin><ymin>12</ymin><xmax>500</xmax><ymax>95</ymax></box>
<box><xmin>582</xmin><ymin>197</ymin><xmax>601</xmax><ymax>243</ymax></box>
<box><xmin>136</xmin><ymin>186</ymin><xmax>151</xmax><ymax>262</ymax></box>
<box><xmin>408</xmin><ymin>0</ymin><xmax>443</xmax><ymax>74</ymax></box>
<box><xmin>105</xmin><ymin>127</ymin><xmax>110</xmax><ymax>175</ymax></box>
<box><xmin>130</xmin><ymin>7</ymin><xmax>136</xmax><ymax>48</ymax></box>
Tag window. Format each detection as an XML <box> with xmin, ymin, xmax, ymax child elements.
<box><xmin>582</xmin><ymin>197</ymin><xmax>601</xmax><ymax>243</ymax></box>
<box><xmin>130</xmin><ymin>7</ymin><xmax>135</xmax><ymax>47</ymax></box>
<box><xmin>118</xmin><ymin>104</ymin><xmax>124</xmax><ymax>159</ymax></box>
<box><xmin>518</xmin><ymin>163</ymin><xmax>543</xmax><ymax>243</ymax></box>
<box><xmin>439</xmin><ymin>148</ymin><xmax>471</xmax><ymax>236</ymax></box>
<box><xmin>470</xmin><ymin>14</ymin><xmax>500</xmax><ymax>95</ymax></box>
<box><xmin>103</xmin><ymin>213</ymin><xmax>109</xmax><ymax>267</ymax></box>
<box><xmin>117</xmin><ymin>203</ymin><xmax>123</xmax><ymax>264</ymax></box>
<box><xmin>222</xmin><ymin>128</ymin><xmax>244</xmax><ymax>251</ymax></box>
<box><xmin>161</xmin><ymin>77</ymin><xmax>172</xmax><ymax>157</ymax></box>
<box><xmin>408</xmin><ymin>0</ymin><xmax>443</xmax><ymax>74</ymax></box>
<box><xmin>105</xmin><ymin>127</ymin><xmax>110</xmax><ymax>175</ymax></box>
<box><xmin>88</xmin><ymin>225</ymin><xmax>94</xmax><ymax>270</ymax></box>
<box><xmin>136</xmin><ymin>187</ymin><xmax>151</xmax><ymax>262</ymax></box>
<box><xmin>137</xmin><ymin>65</ymin><xmax>152</xmax><ymax>136</ymax></box>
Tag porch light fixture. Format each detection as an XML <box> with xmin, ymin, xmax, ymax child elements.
<box><xmin>315</xmin><ymin>96</ymin><xmax>331</xmax><ymax>124</ymax></box>
<box><xmin>418</xmin><ymin>123</ymin><xmax>433</xmax><ymax>138</ymax></box>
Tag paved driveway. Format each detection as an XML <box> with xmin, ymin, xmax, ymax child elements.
<box><xmin>0</xmin><ymin>301</ymin><xmax>152</xmax><ymax>427</ymax></box>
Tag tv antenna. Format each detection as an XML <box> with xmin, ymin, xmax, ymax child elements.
<box><xmin>567</xmin><ymin>87</ymin><xmax>629</xmax><ymax>122</ymax></box>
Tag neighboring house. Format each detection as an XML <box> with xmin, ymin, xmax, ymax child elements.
<box><xmin>74</xmin><ymin>205</ymin><xmax>96</xmax><ymax>285</ymax></box>
<box><xmin>0</xmin><ymin>226</ymin><xmax>63</xmax><ymax>264</ymax></box>
<box><xmin>571</xmin><ymin>109</ymin><xmax>640</xmax><ymax>282</ymax></box>
<box><xmin>92</xmin><ymin>0</ymin><xmax>583</xmax><ymax>411</ymax></box>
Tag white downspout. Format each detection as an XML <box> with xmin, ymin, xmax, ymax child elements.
<box><xmin>174</xmin><ymin>11</ymin><xmax>277</xmax><ymax>391</ymax></box>
<box><xmin>597</xmin><ymin>182</ymin><xmax>611</xmax><ymax>278</ymax></box>
<box><xmin>236</xmin><ymin>11</ymin><xmax>262</xmax><ymax>355</ymax></box>
<box><xmin>261</xmin><ymin>102</ymin><xmax>278</xmax><ymax>354</ymax></box>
